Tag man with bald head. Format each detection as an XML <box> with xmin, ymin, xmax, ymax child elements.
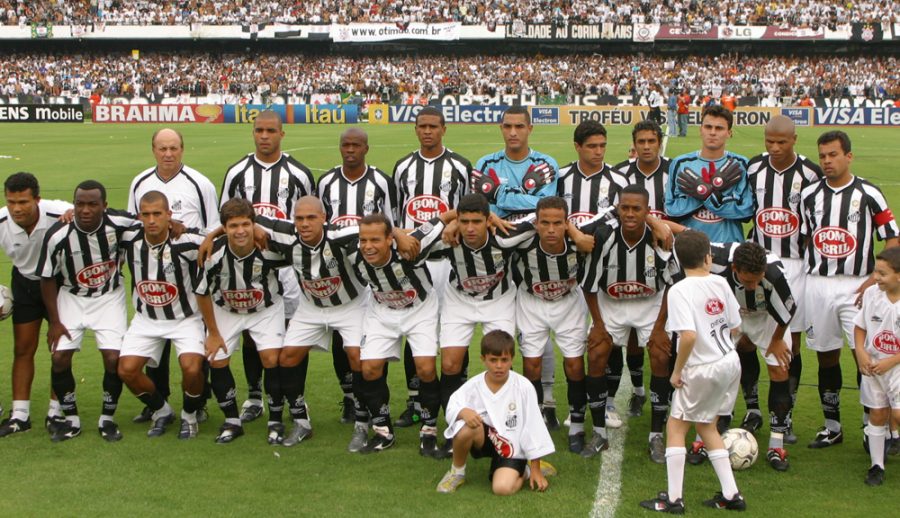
<box><xmin>127</xmin><ymin>128</ymin><xmax>219</xmax><ymax>423</ymax></box>
<box><xmin>743</xmin><ymin>115</ymin><xmax>822</xmax><ymax>454</ymax></box>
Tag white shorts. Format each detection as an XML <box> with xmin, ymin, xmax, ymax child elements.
<box><xmin>440</xmin><ymin>285</ymin><xmax>516</xmax><ymax>348</ymax></box>
<box><xmin>671</xmin><ymin>352</ymin><xmax>740</xmax><ymax>423</ymax></box>
<box><xmin>596</xmin><ymin>292</ymin><xmax>663</xmax><ymax>347</ymax></box>
<box><xmin>804</xmin><ymin>275</ymin><xmax>861</xmax><ymax>352</ymax></box>
<box><xmin>739</xmin><ymin>311</ymin><xmax>793</xmax><ymax>367</ymax></box>
<box><xmin>427</xmin><ymin>258</ymin><xmax>451</xmax><ymax>303</ymax></box>
<box><xmin>55</xmin><ymin>288</ymin><xmax>127</xmax><ymax>351</ymax></box>
<box><xmin>212</xmin><ymin>300</ymin><xmax>285</xmax><ymax>361</ymax></box>
<box><xmin>361</xmin><ymin>292</ymin><xmax>439</xmax><ymax>361</ymax></box>
<box><xmin>860</xmin><ymin>367</ymin><xmax>900</xmax><ymax>410</ymax></box>
<box><xmin>283</xmin><ymin>293</ymin><xmax>368</xmax><ymax>351</ymax></box>
<box><xmin>121</xmin><ymin>312</ymin><xmax>206</xmax><ymax>367</ymax></box>
<box><xmin>516</xmin><ymin>286</ymin><xmax>587</xmax><ymax>359</ymax></box>
<box><xmin>280</xmin><ymin>268</ymin><xmax>301</xmax><ymax>320</ymax></box>
<box><xmin>780</xmin><ymin>258</ymin><xmax>807</xmax><ymax>334</ymax></box>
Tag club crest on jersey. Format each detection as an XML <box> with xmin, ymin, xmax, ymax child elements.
<box><xmin>331</xmin><ymin>215</ymin><xmax>361</xmax><ymax>228</ymax></box>
<box><xmin>847</xmin><ymin>211</ymin><xmax>860</xmax><ymax>223</ymax></box>
<box><xmin>532</xmin><ymin>278</ymin><xmax>576</xmax><ymax>301</ymax></box>
<box><xmin>461</xmin><ymin>271</ymin><xmax>504</xmax><ymax>293</ymax></box>
<box><xmin>705</xmin><ymin>298</ymin><xmax>725</xmax><ymax>315</ymax></box>
<box><xmin>789</xmin><ymin>192</ymin><xmax>801</xmax><ymax>204</ymax></box>
<box><xmin>756</xmin><ymin>208</ymin><xmax>800</xmax><ymax>238</ymax></box>
<box><xmin>505</xmin><ymin>413</ymin><xmax>518</xmax><ymax>429</ymax></box>
<box><xmin>76</xmin><ymin>260</ymin><xmax>117</xmax><ymax>289</ymax></box>
<box><xmin>136</xmin><ymin>280</ymin><xmax>178</xmax><ymax>307</ymax></box>
<box><xmin>222</xmin><ymin>289</ymin><xmax>264</xmax><ymax>310</ymax></box>
<box><xmin>363</xmin><ymin>200</ymin><xmax>376</xmax><ymax>213</ymax></box>
<box><xmin>301</xmin><ymin>276</ymin><xmax>342</xmax><ymax>299</ymax></box>
<box><xmin>813</xmin><ymin>226</ymin><xmax>857</xmax><ymax>258</ymax></box>
<box><xmin>599</xmin><ymin>198</ymin><xmax>610</xmax><ymax>208</ymax></box>
<box><xmin>406</xmin><ymin>195</ymin><xmax>448</xmax><ymax>224</ymax></box>
<box><xmin>244</xmin><ymin>185</ymin><xmax>255</xmax><ymax>195</ymax></box>
<box><xmin>568</xmin><ymin>212</ymin><xmax>596</xmax><ymax>226</ymax></box>
<box><xmin>253</xmin><ymin>203</ymin><xmax>286</xmax><ymax>219</ymax></box>
<box><xmin>606</xmin><ymin>281</ymin><xmax>655</xmax><ymax>299</ymax></box>
<box><xmin>693</xmin><ymin>208</ymin><xmax>724</xmax><ymax>223</ymax></box>
<box><xmin>440</xmin><ymin>181</ymin><xmax>452</xmax><ymax>193</ymax></box>
<box><xmin>277</xmin><ymin>187</ymin><xmax>290</xmax><ymax>200</ymax></box>
<box><xmin>486</xmin><ymin>425</ymin><xmax>514</xmax><ymax>458</ymax></box>
<box><xmin>874</xmin><ymin>331</ymin><xmax>900</xmax><ymax>355</ymax></box>
<box><xmin>373</xmin><ymin>289</ymin><xmax>417</xmax><ymax>309</ymax></box>
<box><xmin>171</xmin><ymin>199</ymin><xmax>182</xmax><ymax>212</ymax></box>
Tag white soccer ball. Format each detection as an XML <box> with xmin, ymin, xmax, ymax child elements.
<box><xmin>721</xmin><ymin>428</ymin><xmax>758</xmax><ymax>470</ymax></box>
<box><xmin>0</xmin><ymin>284</ymin><xmax>12</xmax><ymax>321</ymax></box>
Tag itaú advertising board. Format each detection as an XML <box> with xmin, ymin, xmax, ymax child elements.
<box><xmin>92</xmin><ymin>104</ymin><xmax>359</xmax><ymax>123</ymax></box>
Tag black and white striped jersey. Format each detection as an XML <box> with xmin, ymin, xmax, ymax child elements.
<box><xmin>800</xmin><ymin>176</ymin><xmax>898</xmax><ymax>277</ymax></box>
<box><xmin>36</xmin><ymin>210</ymin><xmax>136</xmax><ymax>297</ymax></box>
<box><xmin>221</xmin><ymin>153</ymin><xmax>315</xmax><ymax>220</ymax></box>
<box><xmin>581</xmin><ymin>221</ymin><xmax>676</xmax><ymax>299</ymax></box>
<box><xmin>0</xmin><ymin>199</ymin><xmax>71</xmax><ymax>281</ymax></box>
<box><xmin>256</xmin><ymin>216</ymin><xmax>366</xmax><ymax>308</ymax></box>
<box><xmin>557</xmin><ymin>162</ymin><xmax>628</xmax><ymax>226</ymax></box>
<box><xmin>128</xmin><ymin>165</ymin><xmax>220</xmax><ymax>231</ymax></box>
<box><xmin>613</xmin><ymin>157</ymin><xmax>671</xmax><ymax>219</ymax></box>
<box><xmin>746</xmin><ymin>153</ymin><xmax>822</xmax><ymax>258</ymax></box>
<box><xmin>394</xmin><ymin>148</ymin><xmax>471</xmax><ymax>228</ymax></box>
<box><xmin>317</xmin><ymin>165</ymin><xmax>398</xmax><ymax>228</ymax></box>
<box><xmin>495</xmin><ymin>219</ymin><xmax>582</xmax><ymax>301</ymax></box>
<box><xmin>195</xmin><ymin>236</ymin><xmax>289</xmax><ymax>314</ymax></box>
<box><xmin>710</xmin><ymin>242</ymin><xmax>796</xmax><ymax>327</ymax></box>
<box><xmin>121</xmin><ymin>229</ymin><xmax>205</xmax><ymax>320</ymax></box>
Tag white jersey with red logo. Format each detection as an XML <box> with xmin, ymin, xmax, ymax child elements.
<box><xmin>557</xmin><ymin>162</ymin><xmax>628</xmax><ymax>226</ymax></box>
<box><xmin>444</xmin><ymin>370</ymin><xmax>555</xmax><ymax>461</ymax></box>
<box><xmin>854</xmin><ymin>285</ymin><xmax>900</xmax><ymax>361</ymax></box>
<box><xmin>667</xmin><ymin>274</ymin><xmax>742</xmax><ymax>367</ymax></box>
<box><xmin>318</xmin><ymin>165</ymin><xmax>398</xmax><ymax>229</ymax></box>
<box><xmin>195</xmin><ymin>235</ymin><xmax>289</xmax><ymax>314</ymax></box>
<box><xmin>221</xmin><ymin>153</ymin><xmax>315</xmax><ymax>220</ymax></box>
<box><xmin>393</xmin><ymin>148</ymin><xmax>471</xmax><ymax>229</ymax></box>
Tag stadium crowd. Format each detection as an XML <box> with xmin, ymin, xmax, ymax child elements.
<box><xmin>0</xmin><ymin>0</ymin><xmax>897</xmax><ymax>26</ymax></box>
<box><xmin>0</xmin><ymin>52</ymin><xmax>897</xmax><ymax>102</ymax></box>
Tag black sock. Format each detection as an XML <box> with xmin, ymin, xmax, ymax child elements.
<box><xmin>717</xmin><ymin>413</ymin><xmax>733</xmax><ymax>434</ymax></box>
<box><xmin>263</xmin><ymin>366</ymin><xmax>283</xmax><ymax>423</ymax></box>
<box><xmin>650</xmin><ymin>375</ymin><xmax>671</xmax><ymax>433</ymax></box>
<box><xmin>585</xmin><ymin>375</ymin><xmax>608</xmax><ymax>429</ymax></box>
<box><xmin>362</xmin><ymin>374</ymin><xmax>391</xmax><ymax>430</ymax></box>
<box><xmin>818</xmin><ymin>363</ymin><xmax>842</xmax><ymax>425</ymax></box>
<box><xmin>280</xmin><ymin>364</ymin><xmax>309</xmax><ymax>421</ymax></box>
<box><xmin>183</xmin><ymin>391</ymin><xmax>204</xmax><ymax>414</ymax></box>
<box><xmin>419</xmin><ymin>378</ymin><xmax>440</xmax><ymax>428</ymax></box>
<box><xmin>101</xmin><ymin>370</ymin><xmax>123</xmax><ymax>418</ymax></box>
<box><xmin>297</xmin><ymin>354</ymin><xmax>310</xmax><ymax>396</ymax></box>
<box><xmin>627</xmin><ymin>352</ymin><xmax>644</xmax><ymax>393</ymax></box>
<box><xmin>242</xmin><ymin>334</ymin><xmax>263</xmax><ymax>401</ymax></box>
<box><xmin>461</xmin><ymin>349</ymin><xmax>470</xmax><ymax>381</ymax></box>
<box><xmin>607</xmin><ymin>348</ymin><xmax>623</xmax><ymax>398</ymax></box>
<box><xmin>146</xmin><ymin>341</ymin><xmax>172</xmax><ymax>400</ymax></box>
<box><xmin>210</xmin><ymin>366</ymin><xmax>239</xmax><ymax>420</ymax></box>
<box><xmin>136</xmin><ymin>390</ymin><xmax>166</xmax><ymax>413</ymax></box>
<box><xmin>404</xmin><ymin>342</ymin><xmax>420</xmax><ymax>410</ymax></box>
<box><xmin>332</xmin><ymin>333</ymin><xmax>352</xmax><ymax>399</ymax></box>
<box><xmin>51</xmin><ymin>367</ymin><xmax>78</xmax><ymax>417</ymax></box>
<box><xmin>440</xmin><ymin>372</ymin><xmax>464</xmax><ymax>414</ymax></box>
<box><xmin>788</xmin><ymin>353</ymin><xmax>802</xmax><ymax>404</ymax></box>
<box><xmin>566</xmin><ymin>377</ymin><xmax>587</xmax><ymax>429</ymax></box>
<box><xmin>202</xmin><ymin>359</ymin><xmax>212</xmax><ymax>400</ymax></box>
<box><xmin>769</xmin><ymin>380</ymin><xmax>791</xmax><ymax>435</ymax></box>
<box><xmin>352</xmin><ymin>371</ymin><xmax>368</xmax><ymax>424</ymax></box>
<box><xmin>738</xmin><ymin>350</ymin><xmax>761</xmax><ymax>411</ymax></box>
<box><xmin>531</xmin><ymin>378</ymin><xmax>544</xmax><ymax>407</ymax></box>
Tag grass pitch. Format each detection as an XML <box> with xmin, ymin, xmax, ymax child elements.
<box><xmin>0</xmin><ymin>121</ymin><xmax>897</xmax><ymax>517</ymax></box>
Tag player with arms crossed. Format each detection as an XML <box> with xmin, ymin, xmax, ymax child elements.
<box><xmin>640</xmin><ymin>230</ymin><xmax>746</xmax><ymax>513</ymax></box>
<box><xmin>436</xmin><ymin>330</ymin><xmax>557</xmax><ymax>495</ymax></box>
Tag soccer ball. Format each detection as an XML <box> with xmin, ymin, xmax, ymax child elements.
<box><xmin>0</xmin><ymin>284</ymin><xmax>12</xmax><ymax>321</ymax></box>
<box><xmin>721</xmin><ymin>428</ymin><xmax>758</xmax><ymax>470</ymax></box>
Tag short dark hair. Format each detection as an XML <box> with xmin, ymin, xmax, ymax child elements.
<box><xmin>674</xmin><ymin>230</ymin><xmax>710</xmax><ymax>270</ymax></box>
<box><xmin>621</xmin><ymin>184</ymin><xmax>650</xmax><ymax>204</ymax></box>
<box><xmin>573</xmin><ymin>120</ymin><xmax>607</xmax><ymax>145</ymax></box>
<box><xmin>139</xmin><ymin>190</ymin><xmax>170</xmax><ymax>211</ymax></box>
<box><xmin>701</xmin><ymin>105</ymin><xmax>734</xmax><ymax>130</ymax></box>
<box><xmin>732</xmin><ymin>242</ymin><xmax>767</xmax><ymax>274</ymax></box>
<box><xmin>220</xmin><ymin>198</ymin><xmax>255</xmax><ymax>225</ymax></box>
<box><xmin>502</xmin><ymin>105</ymin><xmax>530</xmax><ymax>125</ymax></box>
<box><xmin>4</xmin><ymin>172</ymin><xmax>39</xmax><ymax>197</ymax></box>
<box><xmin>75</xmin><ymin>180</ymin><xmax>107</xmax><ymax>203</ymax></box>
<box><xmin>536</xmin><ymin>196</ymin><xmax>568</xmax><ymax>219</ymax></box>
<box><xmin>360</xmin><ymin>213</ymin><xmax>392</xmax><ymax>236</ymax></box>
<box><xmin>876</xmin><ymin>247</ymin><xmax>900</xmax><ymax>273</ymax></box>
<box><xmin>632</xmin><ymin>120</ymin><xmax>663</xmax><ymax>143</ymax></box>
<box><xmin>817</xmin><ymin>130</ymin><xmax>851</xmax><ymax>154</ymax></box>
<box><xmin>254</xmin><ymin>109</ymin><xmax>283</xmax><ymax>127</ymax></box>
<box><xmin>415</xmin><ymin>106</ymin><xmax>445</xmax><ymax>126</ymax></box>
<box><xmin>481</xmin><ymin>330</ymin><xmax>515</xmax><ymax>357</ymax></box>
<box><xmin>457</xmin><ymin>193</ymin><xmax>490</xmax><ymax>217</ymax></box>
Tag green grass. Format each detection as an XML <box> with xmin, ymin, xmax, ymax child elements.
<box><xmin>0</xmin><ymin>122</ymin><xmax>898</xmax><ymax>517</ymax></box>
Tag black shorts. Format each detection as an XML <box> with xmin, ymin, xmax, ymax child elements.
<box><xmin>11</xmin><ymin>267</ymin><xmax>48</xmax><ymax>324</ymax></box>
<box><xmin>471</xmin><ymin>424</ymin><xmax>527</xmax><ymax>481</ymax></box>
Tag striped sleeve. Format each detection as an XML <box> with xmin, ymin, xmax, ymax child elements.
<box><xmin>862</xmin><ymin>181</ymin><xmax>898</xmax><ymax>240</ymax></box>
<box><xmin>766</xmin><ymin>259</ymin><xmax>797</xmax><ymax>326</ymax></box>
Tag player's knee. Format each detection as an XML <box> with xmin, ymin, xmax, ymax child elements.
<box><xmin>869</xmin><ymin>407</ymin><xmax>890</xmax><ymax>425</ymax></box>
<box><xmin>491</xmin><ymin>478</ymin><xmax>520</xmax><ymax>496</ymax></box>
<box><xmin>817</xmin><ymin>349</ymin><xmax>841</xmax><ymax>367</ymax></box>
<box><xmin>180</xmin><ymin>358</ymin><xmax>203</xmax><ymax>380</ymax></box>
<box><xmin>51</xmin><ymin>352</ymin><xmax>73</xmax><ymax>371</ymax></box>
<box><xmin>562</xmin><ymin>357</ymin><xmax>584</xmax><ymax>379</ymax></box>
<box><xmin>648</xmin><ymin>349</ymin><xmax>669</xmax><ymax>376</ymax></box>
<box><xmin>116</xmin><ymin>362</ymin><xmax>138</xmax><ymax>383</ymax></box>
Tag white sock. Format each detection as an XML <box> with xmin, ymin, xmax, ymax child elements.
<box><xmin>665</xmin><ymin>447</ymin><xmax>686</xmax><ymax>501</ymax></box>
<box><xmin>66</xmin><ymin>415</ymin><xmax>81</xmax><ymax>428</ymax></box>
<box><xmin>11</xmin><ymin>400</ymin><xmax>30</xmax><ymax>421</ymax></box>
<box><xmin>866</xmin><ymin>424</ymin><xmax>887</xmax><ymax>469</ymax></box>
<box><xmin>295</xmin><ymin>418</ymin><xmax>311</xmax><ymax>428</ymax></box>
<box><xmin>48</xmin><ymin>399</ymin><xmax>62</xmax><ymax>417</ymax></box>
<box><xmin>769</xmin><ymin>432</ymin><xmax>784</xmax><ymax>450</ymax></box>
<box><xmin>747</xmin><ymin>409</ymin><xmax>762</xmax><ymax>416</ymax></box>
<box><xmin>450</xmin><ymin>463</ymin><xmax>466</xmax><ymax>476</ymax></box>
<box><xmin>708</xmin><ymin>449</ymin><xmax>739</xmax><ymax>500</ymax></box>
<box><xmin>569</xmin><ymin>422</ymin><xmax>584</xmax><ymax>435</ymax></box>
<box><xmin>892</xmin><ymin>429</ymin><xmax>899</xmax><ymax>440</ymax></box>
<box><xmin>98</xmin><ymin>415</ymin><xmax>114</xmax><ymax>426</ymax></box>
<box><xmin>594</xmin><ymin>427</ymin><xmax>608</xmax><ymax>439</ymax></box>
<box><xmin>225</xmin><ymin>417</ymin><xmax>241</xmax><ymax>426</ymax></box>
<box><xmin>152</xmin><ymin>401</ymin><xmax>173</xmax><ymax>421</ymax></box>
<box><xmin>694</xmin><ymin>433</ymin><xmax>702</xmax><ymax>442</ymax></box>
<box><xmin>634</xmin><ymin>387</ymin><xmax>646</xmax><ymax>397</ymax></box>
<box><xmin>649</xmin><ymin>431</ymin><xmax>663</xmax><ymax>441</ymax></box>
<box><xmin>181</xmin><ymin>409</ymin><xmax>197</xmax><ymax>424</ymax></box>
<box><xmin>824</xmin><ymin>418</ymin><xmax>841</xmax><ymax>433</ymax></box>
<box><xmin>245</xmin><ymin>398</ymin><xmax>263</xmax><ymax>407</ymax></box>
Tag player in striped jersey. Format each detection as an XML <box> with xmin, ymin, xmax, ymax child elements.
<box><xmin>580</xmin><ymin>185</ymin><xmax>676</xmax><ymax>461</ymax></box>
<box><xmin>392</xmin><ymin>107</ymin><xmax>472</xmax><ymax>429</ymax></box>
<box><xmin>195</xmin><ymin>199</ymin><xmax>291</xmax><ymax>444</ymax></box>
<box><xmin>117</xmin><ymin>191</ymin><xmax>207</xmax><ymax>440</ymax></box>
<box><xmin>220</xmin><ymin>111</ymin><xmax>313</xmax><ymax>424</ymax></box>
<box><xmin>744</xmin><ymin>115</ymin><xmax>823</xmax><ymax>443</ymax></box>
<box><xmin>127</xmin><ymin>128</ymin><xmax>219</xmax><ymax>425</ymax></box>
<box><xmin>0</xmin><ymin>173</ymin><xmax>71</xmax><ymax>436</ymax></box>
<box><xmin>37</xmin><ymin>180</ymin><xmax>136</xmax><ymax>442</ymax></box>
<box><xmin>665</xmin><ymin>105</ymin><xmax>753</xmax><ymax>243</ymax></box>
<box><xmin>800</xmin><ymin>131</ymin><xmax>899</xmax><ymax>449</ymax></box>
<box><xmin>318</xmin><ymin>127</ymin><xmax>399</xmax><ymax>425</ymax></box>
<box><xmin>710</xmin><ymin>242</ymin><xmax>797</xmax><ymax>471</ymax></box>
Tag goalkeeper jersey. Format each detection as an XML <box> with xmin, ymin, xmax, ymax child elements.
<box><xmin>475</xmin><ymin>149</ymin><xmax>559</xmax><ymax>221</ymax></box>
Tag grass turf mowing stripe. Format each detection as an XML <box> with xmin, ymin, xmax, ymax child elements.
<box><xmin>590</xmin><ymin>373</ymin><xmax>633</xmax><ymax>518</ymax></box>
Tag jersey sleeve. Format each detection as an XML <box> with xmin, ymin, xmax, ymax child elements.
<box><xmin>853</xmin><ymin>287</ymin><xmax>875</xmax><ymax>329</ymax></box>
<box><xmin>126</xmin><ymin>175</ymin><xmax>140</xmax><ymax>215</ymax></box>
<box><xmin>580</xmin><ymin>223</ymin><xmax>615</xmax><ymax>292</ymax></box>
<box><xmin>201</xmin><ymin>179</ymin><xmax>221</xmax><ymax>231</ymax></box>
<box><xmin>766</xmin><ymin>260</ymin><xmax>797</xmax><ymax>327</ymax></box>
<box><xmin>255</xmin><ymin>214</ymin><xmax>299</xmax><ymax>248</ymax></box>
<box><xmin>665</xmin><ymin>285</ymin><xmax>694</xmax><ymax>334</ymax></box>
<box><xmin>494</xmin><ymin>181</ymin><xmax>557</xmax><ymax>214</ymax></box>
<box><xmin>518</xmin><ymin>377</ymin><xmax>556</xmax><ymax>460</ymax></box>
<box><xmin>864</xmin><ymin>185</ymin><xmax>899</xmax><ymax>240</ymax></box>
<box><xmin>36</xmin><ymin>224</ymin><xmax>65</xmax><ymax>278</ymax></box>
<box><xmin>724</xmin><ymin>286</ymin><xmax>742</xmax><ymax>330</ymax></box>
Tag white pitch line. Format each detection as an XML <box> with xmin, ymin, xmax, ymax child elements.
<box><xmin>590</xmin><ymin>371</ymin><xmax>634</xmax><ymax>518</ymax></box>
<box><xmin>660</xmin><ymin>134</ymin><xmax>670</xmax><ymax>157</ymax></box>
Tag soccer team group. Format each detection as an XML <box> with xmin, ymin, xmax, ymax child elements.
<box><xmin>0</xmin><ymin>104</ymin><xmax>898</xmax><ymax>508</ymax></box>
